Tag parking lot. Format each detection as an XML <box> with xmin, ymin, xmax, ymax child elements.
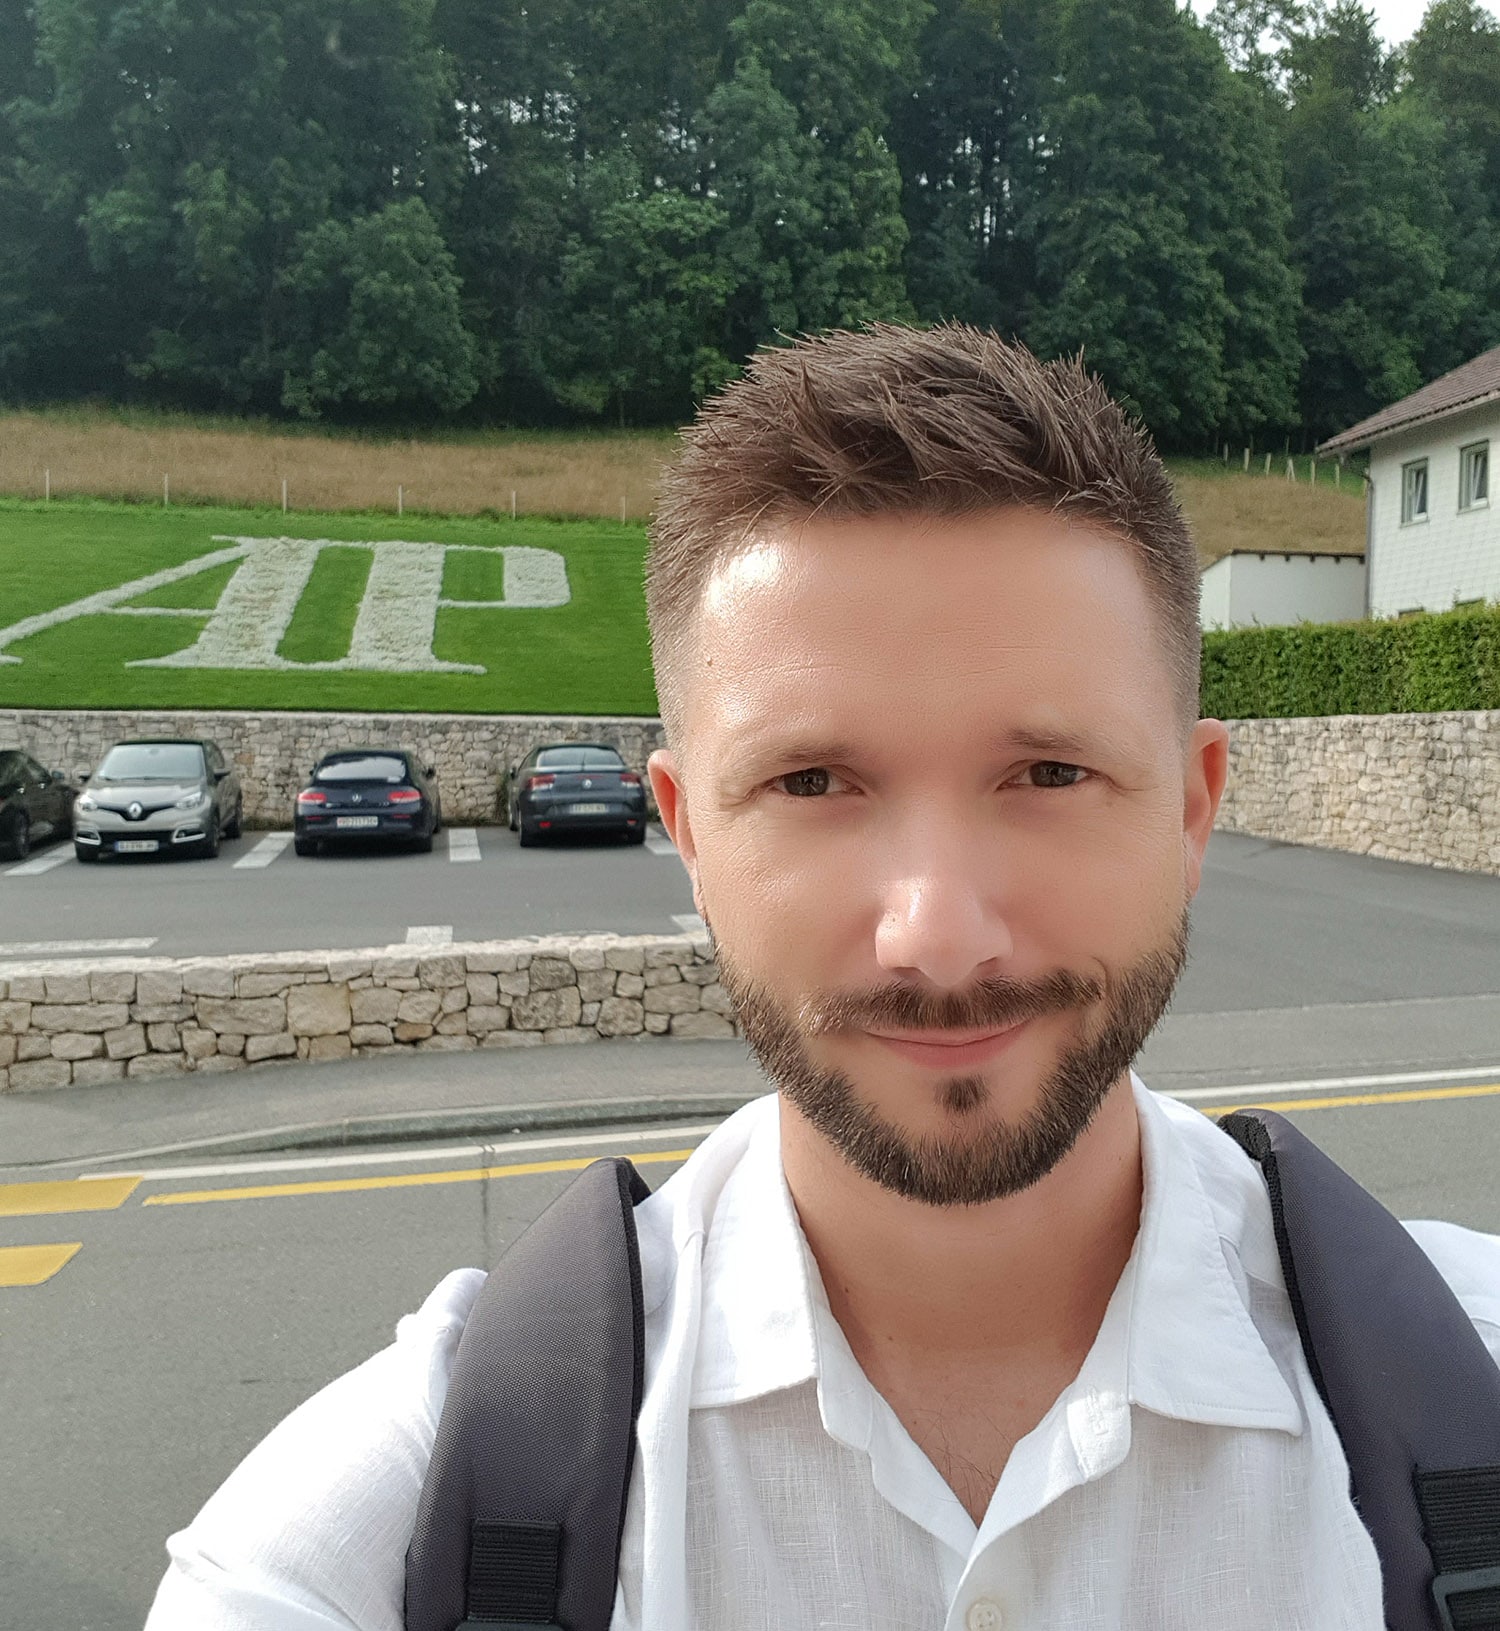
<box><xmin>0</xmin><ymin>822</ymin><xmax>700</xmax><ymax>958</ymax></box>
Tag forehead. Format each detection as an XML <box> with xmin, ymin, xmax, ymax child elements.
<box><xmin>686</xmin><ymin>509</ymin><xmax>1178</xmax><ymax>751</ymax></box>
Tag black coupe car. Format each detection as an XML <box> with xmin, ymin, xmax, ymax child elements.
<box><xmin>506</xmin><ymin>743</ymin><xmax>647</xmax><ymax>846</ymax></box>
<box><xmin>294</xmin><ymin>749</ymin><xmax>441</xmax><ymax>856</ymax></box>
<box><xmin>0</xmin><ymin>749</ymin><xmax>77</xmax><ymax>861</ymax></box>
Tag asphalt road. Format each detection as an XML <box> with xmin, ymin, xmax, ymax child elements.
<box><xmin>6</xmin><ymin>1083</ymin><xmax>1500</xmax><ymax>1631</ymax></box>
<box><xmin>1</xmin><ymin>827</ymin><xmax>1497</xmax><ymax>1022</ymax></box>
<box><xmin>0</xmin><ymin>823</ymin><xmax>699</xmax><ymax>957</ymax></box>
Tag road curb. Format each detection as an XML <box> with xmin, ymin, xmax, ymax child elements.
<box><xmin>37</xmin><ymin>1091</ymin><xmax>761</xmax><ymax>1169</ymax></box>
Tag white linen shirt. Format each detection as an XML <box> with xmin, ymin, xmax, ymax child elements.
<box><xmin>146</xmin><ymin>1078</ymin><xmax>1500</xmax><ymax>1631</ymax></box>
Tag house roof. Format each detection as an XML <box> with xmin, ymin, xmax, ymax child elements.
<box><xmin>1200</xmin><ymin>548</ymin><xmax>1366</xmax><ymax>575</ymax></box>
<box><xmin>1319</xmin><ymin>344</ymin><xmax>1500</xmax><ymax>455</ymax></box>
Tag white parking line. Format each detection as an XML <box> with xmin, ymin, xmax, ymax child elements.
<box><xmin>0</xmin><ymin>937</ymin><xmax>158</xmax><ymax>956</ymax></box>
<box><xmin>645</xmin><ymin>825</ymin><xmax>677</xmax><ymax>856</ymax></box>
<box><xmin>405</xmin><ymin>925</ymin><xmax>454</xmax><ymax>946</ymax></box>
<box><xmin>4</xmin><ymin>848</ymin><xmax>76</xmax><ymax>877</ymax></box>
<box><xmin>447</xmin><ymin>828</ymin><xmax>481</xmax><ymax>863</ymax></box>
<box><xmin>672</xmin><ymin>913</ymin><xmax>707</xmax><ymax>935</ymax></box>
<box><xmin>233</xmin><ymin>832</ymin><xmax>293</xmax><ymax>870</ymax></box>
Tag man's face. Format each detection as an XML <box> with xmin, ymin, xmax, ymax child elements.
<box><xmin>649</xmin><ymin>509</ymin><xmax>1226</xmax><ymax>1206</ymax></box>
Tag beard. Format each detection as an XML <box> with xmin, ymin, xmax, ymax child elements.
<box><xmin>711</xmin><ymin>909</ymin><xmax>1190</xmax><ymax>1208</ymax></box>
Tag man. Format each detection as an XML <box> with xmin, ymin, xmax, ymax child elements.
<box><xmin>146</xmin><ymin>324</ymin><xmax>1500</xmax><ymax>1629</ymax></box>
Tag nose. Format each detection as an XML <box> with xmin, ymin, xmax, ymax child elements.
<box><xmin>872</xmin><ymin>829</ymin><xmax>1015</xmax><ymax>991</ymax></box>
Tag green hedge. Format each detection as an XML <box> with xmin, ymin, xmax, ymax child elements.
<box><xmin>1200</xmin><ymin>604</ymin><xmax>1500</xmax><ymax>719</ymax></box>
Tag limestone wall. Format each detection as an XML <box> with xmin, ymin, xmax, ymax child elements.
<box><xmin>3</xmin><ymin>705</ymin><xmax>1495</xmax><ymax>872</ymax></box>
<box><xmin>0</xmin><ymin>932</ymin><xmax>736</xmax><ymax>1092</ymax></box>
<box><xmin>1217</xmin><ymin>710</ymin><xmax>1499</xmax><ymax>876</ymax></box>
<box><xmin>0</xmin><ymin>709</ymin><xmax>668</xmax><ymax>826</ymax></box>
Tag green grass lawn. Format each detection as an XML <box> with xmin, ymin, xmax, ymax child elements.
<box><xmin>0</xmin><ymin>499</ymin><xmax>659</xmax><ymax>714</ymax></box>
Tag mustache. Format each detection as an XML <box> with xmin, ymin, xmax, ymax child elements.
<box><xmin>797</xmin><ymin>967</ymin><xmax>1104</xmax><ymax>1037</ymax></box>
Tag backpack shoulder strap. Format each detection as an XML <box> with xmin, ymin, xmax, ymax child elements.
<box><xmin>405</xmin><ymin>1155</ymin><xmax>651</xmax><ymax>1631</ymax></box>
<box><xmin>1221</xmin><ymin>1108</ymin><xmax>1500</xmax><ymax>1631</ymax></box>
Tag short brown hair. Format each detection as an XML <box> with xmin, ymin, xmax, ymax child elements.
<box><xmin>646</xmin><ymin>322</ymin><xmax>1201</xmax><ymax>738</ymax></box>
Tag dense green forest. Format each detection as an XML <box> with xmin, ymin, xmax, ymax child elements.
<box><xmin>2</xmin><ymin>0</ymin><xmax>1498</xmax><ymax>448</ymax></box>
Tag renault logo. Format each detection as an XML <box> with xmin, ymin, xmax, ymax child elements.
<box><xmin>128</xmin><ymin>802</ymin><xmax>143</xmax><ymax>820</ymax></box>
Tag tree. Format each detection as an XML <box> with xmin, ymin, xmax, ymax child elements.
<box><xmin>278</xmin><ymin>198</ymin><xmax>477</xmax><ymax>417</ymax></box>
<box><xmin>703</xmin><ymin>0</ymin><xmax>922</xmax><ymax>359</ymax></box>
<box><xmin>891</xmin><ymin>0</ymin><xmax>1050</xmax><ymax>333</ymax></box>
<box><xmin>1030</xmin><ymin>0</ymin><xmax>1238</xmax><ymax>445</ymax></box>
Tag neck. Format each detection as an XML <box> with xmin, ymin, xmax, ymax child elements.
<box><xmin>781</xmin><ymin>1077</ymin><xmax>1144</xmax><ymax>1370</ymax></box>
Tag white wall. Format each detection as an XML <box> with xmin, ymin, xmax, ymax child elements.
<box><xmin>1367</xmin><ymin>400</ymin><xmax>1500</xmax><ymax>617</ymax></box>
<box><xmin>1199</xmin><ymin>551</ymin><xmax>1367</xmax><ymax>631</ymax></box>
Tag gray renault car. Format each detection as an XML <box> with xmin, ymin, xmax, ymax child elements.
<box><xmin>73</xmin><ymin>738</ymin><xmax>243</xmax><ymax>861</ymax></box>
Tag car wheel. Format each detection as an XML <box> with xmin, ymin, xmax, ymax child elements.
<box><xmin>4</xmin><ymin>812</ymin><xmax>30</xmax><ymax>862</ymax></box>
<box><xmin>201</xmin><ymin>819</ymin><xmax>221</xmax><ymax>859</ymax></box>
<box><xmin>508</xmin><ymin>805</ymin><xmax>519</xmax><ymax>832</ymax></box>
<box><xmin>225</xmin><ymin>801</ymin><xmax>242</xmax><ymax>840</ymax></box>
<box><xmin>294</xmin><ymin>837</ymin><xmax>320</xmax><ymax>858</ymax></box>
<box><xmin>518</xmin><ymin>822</ymin><xmax>539</xmax><ymax>848</ymax></box>
<box><xmin>625</xmin><ymin>825</ymin><xmax>647</xmax><ymax>845</ymax></box>
<box><xmin>74</xmin><ymin>841</ymin><xmax>99</xmax><ymax>863</ymax></box>
<box><xmin>432</xmin><ymin>803</ymin><xmax>442</xmax><ymax>835</ymax></box>
<box><xmin>412</xmin><ymin>829</ymin><xmax>434</xmax><ymax>854</ymax></box>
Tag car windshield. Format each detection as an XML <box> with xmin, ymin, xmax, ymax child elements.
<box><xmin>535</xmin><ymin>747</ymin><xmax>625</xmax><ymax>771</ymax></box>
<box><xmin>315</xmin><ymin>754</ymin><xmax>407</xmax><ymax>783</ymax></box>
<box><xmin>97</xmin><ymin>743</ymin><xmax>205</xmax><ymax>781</ymax></box>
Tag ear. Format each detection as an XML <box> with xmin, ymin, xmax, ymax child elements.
<box><xmin>647</xmin><ymin>748</ymin><xmax>703</xmax><ymax>910</ymax></box>
<box><xmin>1183</xmin><ymin>719</ymin><xmax>1229</xmax><ymax>898</ymax></box>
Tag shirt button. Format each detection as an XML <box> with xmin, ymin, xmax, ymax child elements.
<box><xmin>966</xmin><ymin>1601</ymin><xmax>1004</xmax><ymax>1631</ymax></box>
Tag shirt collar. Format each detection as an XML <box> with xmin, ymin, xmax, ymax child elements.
<box><xmin>683</xmin><ymin>1079</ymin><xmax>1303</xmax><ymax>1441</ymax></box>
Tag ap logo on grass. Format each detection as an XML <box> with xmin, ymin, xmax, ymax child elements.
<box><xmin>0</xmin><ymin>536</ymin><xmax>570</xmax><ymax>673</ymax></box>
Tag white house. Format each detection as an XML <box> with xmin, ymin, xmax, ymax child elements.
<box><xmin>1320</xmin><ymin>345</ymin><xmax>1500</xmax><ymax>618</ymax></box>
<box><xmin>1199</xmin><ymin>548</ymin><xmax>1367</xmax><ymax>631</ymax></box>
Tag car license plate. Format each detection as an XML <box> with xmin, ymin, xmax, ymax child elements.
<box><xmin>335</xmin><ymin>815</ymin><xmax>381</xmax><ymax>829</ymax></box>
<box><xmin>115</xmin><ymin>839</ymin><xmax>159</xmax><ymax>853</ymax></box>
<box><xmin>568</xmin><ymin>802</ymin><xmax>609</xmax><ymax>815</ymax></box>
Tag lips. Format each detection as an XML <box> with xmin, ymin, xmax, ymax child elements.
<box><xmin>864</xmin><ymin>1019</ymin><xmax>1031</xmax><ymax>1070</ymax></box>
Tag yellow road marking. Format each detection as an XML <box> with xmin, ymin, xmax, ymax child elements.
<box><xmin>144</xmin><ymin>1149</ymin><xmax>697</xmax><ymax>1208</ymax></box>
<box><xmin>0</xmin><ymin>1242</ymin><xmax>82</xmax><ymax>1286</ymax></box>
<box><xmin>0</xmin><ymin>1175</ymin><xmax>141</xmax><ymax>1218</ymax></box>
<box><xmin>1212</xmin><ymin>1081</ymin><xmax>1500</xmax><ymax>1118</ymax></box>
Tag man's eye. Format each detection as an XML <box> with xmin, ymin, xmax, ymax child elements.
<box><xmin>776</xmin><ymin>768</ymin><xmax>839</xmax><ymax>797</ymax></box>
<box><xmin>1027</xmin><ymin>761</ymin><xmax>1089</xmax><ymax>789</ymax></box>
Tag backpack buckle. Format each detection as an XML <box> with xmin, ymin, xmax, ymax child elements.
<box><xmin>1431</xmin><ymin>1564</ymin><xmax>1500</xmax><ymax>1631</ymax></box>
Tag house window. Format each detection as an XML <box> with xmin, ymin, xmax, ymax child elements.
<box><xmin>1401</xmin><ymin>459</ymin><xmax>1429</xmax><ymax>524</ymax></box>
<box><xmin>1459</xmin><ymin>441</ymin><xmax>1489</xmax><ymax>510</ymax></box>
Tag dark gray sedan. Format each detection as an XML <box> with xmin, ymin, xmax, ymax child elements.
<box><xmin>0</xmin><ymin>749</ymin><xmax>77</xmax><ymax>861</ymax></box>
<box><xmin>294</xmin><ymin>749</ymin><xmax>441</xmax><ymax>856</ymax></box>
<box><xmin>506</xmin><ymin>743</ymin><xmax>647</xmax><ymax>846</ymax></box>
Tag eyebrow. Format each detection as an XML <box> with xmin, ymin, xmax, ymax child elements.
<box><xmin>730</xmin><ymin>726</ymin><xmax>1120</xmax><ymax>784</ymax></box>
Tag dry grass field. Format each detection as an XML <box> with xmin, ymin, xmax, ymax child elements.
<box><xmin>0</xmin><ymin>406</ymin><xmax>1366</xmax><ymax>558</ymax></box>
<box><xmin>0</xmin><ymin>407</ymin><xmax>676</xmax><ymax>521</ymax></box>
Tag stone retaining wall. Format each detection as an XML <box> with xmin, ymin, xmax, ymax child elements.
<box><xmin>0</xmin><ymin>709</ymin><xmax>668</xmax><ymax>827</ymax></box>
<box><xmin>3</xmin><ymin>705</ymin><xmax>1495</xmax><ymax>870</ymax></box>
<box><xmin>0</xmin><ymin>933</ymin><xmax>736</xmax><ymax>1092</ymax></box>
<box><xmin>1217</xmin><ymin>710</ymin><xmax>1499</xmax><ymax>876</ymax></box>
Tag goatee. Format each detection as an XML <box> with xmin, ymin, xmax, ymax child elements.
<box><xmin>712</xmin><ymin>911</ymin><xmax>1190</xmax><ymax>1207</ymax></box>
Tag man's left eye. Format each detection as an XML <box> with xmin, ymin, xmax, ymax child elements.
<box><xmin>1026</xmin><ymin>761</ymin><xmax>1089</xmax><ymax>789</ymax></box>
<box><xmin>776</xmin><ymin>767</ymin><xmax>838</xmax><ymax>797</ymax></box>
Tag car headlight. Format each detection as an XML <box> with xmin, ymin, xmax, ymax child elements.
<box><xmin>175</xmin><ymin>789</ymin><xmax>208</xmax><ymax>810</ymax></box>
<box><xmin>76</xmin><ymin>793</ymin><xmax>97</xmax><ymax>813</ymax></box>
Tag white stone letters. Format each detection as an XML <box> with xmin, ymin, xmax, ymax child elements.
<box><xmin>0</xmin><ymin>536</ymin><xmax>571</xmax><ymax>674</ymax></box>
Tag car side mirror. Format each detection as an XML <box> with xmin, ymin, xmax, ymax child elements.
<box><xmin>213</xmin><ymin>767</ymin><xmax>230</xmax><ymax>782</ymax></box>
<box><xmin>507</xmin><ymin>764</ymin><xmax>517</xmax><ymax>778</ymax></box>
<box><xmin>78</xmin><ymin>771</ymin><xmax>90</xmax><ymax>782</ymax></box>
<box><xmin>426</xmin><ymin>765</ymin><xmax>436</xmax><ymax>778</ymax></box>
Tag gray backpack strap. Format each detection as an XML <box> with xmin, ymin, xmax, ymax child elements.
<box><xmin>405</xmin><ymin>1156</ymin><xmax>651</xmax><ymax>1631</ymax></box>
<box><xmin>1221</xmin><ymin>1109</ymin><xmax>1500</xmax><ymax>1631</ymax></box>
